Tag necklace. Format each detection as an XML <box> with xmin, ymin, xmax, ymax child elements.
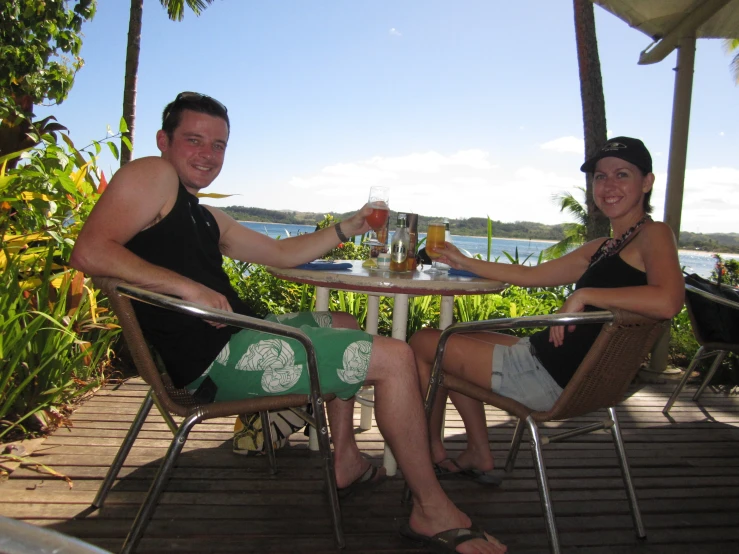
<box><xmin>589</xmin><ymin>215</ymin><xmax>652</xmax><ymax>266</ymax></box>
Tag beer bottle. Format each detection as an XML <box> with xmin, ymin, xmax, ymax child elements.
<box><xmin>390</xmin><ymin>214</ymin><xmax>410</xmax><ymax>272</ymax></box>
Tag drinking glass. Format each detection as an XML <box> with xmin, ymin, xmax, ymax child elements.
<box><xmin>366</xmin><ymin>186</ymin><xmax>390</xmax><ymax>246</ymax></box>
<box><xmin>425</xmin><ymin>222</ymin><xmax>447</xmax><ymax>273</ymax></box>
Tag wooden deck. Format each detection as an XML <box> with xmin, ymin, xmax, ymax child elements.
<box><xmin>2</xmin><ymin>378</ymin><xmax>739</xmax><ymax>553</ymax></box>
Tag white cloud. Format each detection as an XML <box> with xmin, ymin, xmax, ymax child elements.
<box><xmin>277</xmin><ymin>150</ymin><xmax>574</xmax><ymax>223</ymax></box>
<box><xmin>540</xmin><ymin>136</ymin><xmax>583</xmax><ymax>154</ymax></box>
<box><xmin>389</xmin><ymin>27</ymin><xmax>402</xmax><ymax>37</ymax></box>
<box><xmin>214</xmin><ymin>150</ymin><xmax>739</xmax><ymax>234</ymax></box>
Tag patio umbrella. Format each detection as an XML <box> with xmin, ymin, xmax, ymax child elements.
<box><xmin>591</xmin><ymin>0</ymin><xmax>739</xmax><ymax>371</ymax></box>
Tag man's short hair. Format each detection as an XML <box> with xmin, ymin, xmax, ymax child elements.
<box><xmin>161</xmin><ymin>92</ymin><xmax>230</xmax><ymax>139</ymax></box>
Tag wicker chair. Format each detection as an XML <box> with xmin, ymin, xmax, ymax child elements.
<box><xmin>663</xmin><ymin>281</ymin><xmax>739</xmax><ymax>415</ymax></box>
<box><xmin>422</xmin><ymin>309</ymin><xmax>667</xmax><ymax>554</ymax></box>
<box><xmin>89</xmin><ymin>277</ymin><xmax>342</xmax><ymax>553</ymax></box>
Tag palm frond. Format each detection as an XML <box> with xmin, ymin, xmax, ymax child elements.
<box><xmin>160</xmin><ymin>0</ymin><xmax>215</xmax><ymax>22</ymax></box>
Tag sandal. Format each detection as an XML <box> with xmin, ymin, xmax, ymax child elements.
<box><xmin>433</xmin><ymin>458</ymin><xmax>503</xmax><ymax>486</ymax></box>
<box><xmin>337</xmin><ymin>464</ymin><xmax>387</xmax><ymax>499</ymax></box>
<box><xmin>400</xmin><ymin>522</ymin><xmax>506</xmax><ymax>553</ymax></box>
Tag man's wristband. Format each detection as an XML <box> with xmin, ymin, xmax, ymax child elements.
<box><xmin>335</xmin><ymin>222</ymin><xmax>350</xmax><ymax>243</ymax></box>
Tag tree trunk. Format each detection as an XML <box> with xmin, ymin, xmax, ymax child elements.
<box><xmin>121</xmin><ymin>0</ymin><xmax>144</xmax><ymax>166</ymax></box>
<box><xmin>574</xmin><ymin>0</ymin><xmax>611</xmax><ymax>240</ymax></box>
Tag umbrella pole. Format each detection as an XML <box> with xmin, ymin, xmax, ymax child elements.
<box><xmin>649</xmin><ymin>35</ymin><xmax>696</xmax><ymax>375</ymax></box>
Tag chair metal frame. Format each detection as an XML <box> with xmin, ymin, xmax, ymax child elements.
<box><xmin>422</xmin><ymin>309</ymin><xmax>666</xmax><ymax>554</ymax></box>
<box><xmin>89</xmin><ymin>278</ymin><xmax>343</xmax><ymax>553</ymax></box>
<box><xmin>663</xmin><ymin>283</ymin><xmax>739</xmax><ymax>415</ymax></box>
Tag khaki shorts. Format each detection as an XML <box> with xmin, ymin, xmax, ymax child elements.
<box><xmin>186</xmin><ymin>312</ymin><xmax>373</xmax><ymax>402</ymax></box>
<box><xmin>492</xmin><ymin>338</ymin><xmax>564</xmax><ymax>412</ymax></box>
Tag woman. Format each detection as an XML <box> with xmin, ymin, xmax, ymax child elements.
<box><xmin>410</xmin><ymin>136</ymin><xmax>685</xmax><ymax>479</ymax></box>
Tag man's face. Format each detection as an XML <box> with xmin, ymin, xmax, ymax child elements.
<box><xmin>156</xmin><ymin>109</ymin><xmax>229</xmax><ymax>194</ymax></box>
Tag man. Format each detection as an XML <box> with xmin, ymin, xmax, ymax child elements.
<box><xmin>70</xmin><ymin>92</ymin><xmax>505</xmax><ymax>553</ymax></box>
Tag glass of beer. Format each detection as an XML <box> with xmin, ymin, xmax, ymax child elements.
<box><xmin>425</xmin><ymin>222</ymin><xmax>447</xmax><ymax>272</ymax></box>
<box><xmin>366</xmin><ymin>186</ymin><xmax>390</xmax><ymax>246</ymax></box>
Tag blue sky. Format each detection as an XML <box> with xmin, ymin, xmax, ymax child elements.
<box><xmin>37</xmin><ymin>1</ymin><xmax>739</xmax><ymax>233</ymax></box>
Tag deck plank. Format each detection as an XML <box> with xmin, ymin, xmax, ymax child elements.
<box><xmin>2</xmin><ymin>378</ymin><xmax>738</xmax><ymax>553</ymax></box>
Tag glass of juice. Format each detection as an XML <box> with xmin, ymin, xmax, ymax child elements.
<box><xmin>366</xmin><ymin>187</ymin><xmax>389</xmax><ymax>246</ymax></box>
<box><xmin>425</xmin><ymin>222</ymin><xmax>447</xmax><ymax>273</ymax></box>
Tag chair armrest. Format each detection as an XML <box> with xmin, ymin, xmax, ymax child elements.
<box><xmin>438</xmin><ymin>310</ymin><xmax>615</xmax><ymax>338</ymax></box>
<box><xmin>424</xmin><ymin>310</ymin><xmax>616</xmax><ymax>415</ymax></box>
<box><xmin>110</xmin><ymin>281</ymin><xmax>327</xmax><ymax>414</ymax></box>
<box><xmin>686</xmin><ymin>283</ymin><xmax>739</xmax><ymax>311</ymax></box>
<box><xmin>116</xmin><ymin>283</ymin><xmax>317</xmax><ymax>355</ymax></box>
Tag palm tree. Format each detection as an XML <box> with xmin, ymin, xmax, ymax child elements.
<box><xmin>120</xmin><ymin>0</ymin><xmax>216</xmax><ymax>166</ymax></box>
<box><xmin>573</xmin><ymin>0</ymin><xmax>611</xmax><ymax>240</ymax></box>
<box><xmin>726</xmin><ymin>38</ymin><xmax>739</xmax><ymax>84</ymax></box>
<box><xmin>542</xmin><ymin>187</ymin><xmax>588</xmax><ymax>259</ymax></box>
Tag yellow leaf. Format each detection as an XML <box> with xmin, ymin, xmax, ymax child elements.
<box><xmin>20</xmin><ymin>277</ymin><xmax>43</xmax><ymax>290</ymax></box>
<box><xmin>3</xmin><ymin>232</ymin><xmax>50</xmax><ymax>245</ymax></box>
<box><xmin>71</xmin><ymin>163</ymin><xmax>90</xmax><ymax>192</ymax></box>
<box><xmin>196</xmin><ymin>192</ymin><xmax>238</xmax><ymax>199</ymax></box>
<box><xmin>20</xmin><ymin>191</ymin><xmax>51</xmax><ymax>201</ymax></box>
<box><xmin>510</xmin><ymin>303</ymin><xmax>517</xmax><ymax>318</ymax></box>
<box><xmin>0</xmin><ymin>174</ymin><xmax>17</xmax><ymax>192</ymax></box>
<box><xmin>85</xmin><ymin>284</ymin><xmax>98</xmax><ymax>324</ymax></box>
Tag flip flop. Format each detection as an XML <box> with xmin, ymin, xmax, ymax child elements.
<box><xmin>337</xmin><ymin>464</ymin><xmax>387</xmax><ymax>499</ymax></box>
<box><xmin>433</xmin><ymin>458</ymin><xmax>503</xmax><ymax>487</ymax></box>
<box><xmin>399</xmin><ymin>522</ymin><xmax>505</xmax><ymax>554</ymax></box>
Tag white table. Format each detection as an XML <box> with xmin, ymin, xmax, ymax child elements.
<box><xmin>268</xmin><ymin>260</ymin><xmax>506</xmax><ymax>475</ymax></box>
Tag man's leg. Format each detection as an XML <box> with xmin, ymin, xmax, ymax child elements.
<box><xmin>325</xmin><ymin>312</ymin><xmax>384</xmax><ymax>487</ymax></box>
<box><xmin>365</xmin><ymin>335</ymin><xmax>506</xmax><ymax>553</ymax></box>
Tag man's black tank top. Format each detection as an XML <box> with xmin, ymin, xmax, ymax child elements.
<box><xmin>125</xmin><ymin>184</ymin><xmax>252</xmax><ymax>388</ymax></box>
<box><xmin>529</xmin><ymin>251</ymin><xmax>647</xmax><ymax>388</ymax></box>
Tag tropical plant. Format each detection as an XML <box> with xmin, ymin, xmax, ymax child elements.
<box><xmin>573</xmin><ymin>0</ymin><xmax>611</xmax><ymax>240</ymax></box>
<box><xmin>0</xmin><ymin>122</ymin><xmax>124</xmax><ymax>439</ymax></box>
<box><xmin>726</xmin><ymin>38</ymin><xmax>739</xmax><ymax>84</ymax></box>
<box><xmin>0</xmin><ymin>255</ymin><xmax>119</xmax><ymax>440</ymax></box>
<box><xmin>0</xmin><ymin>0</ymin><xmax>97</xmax><ymax>164</ymax></box>
<box><xmin>121</xmin><ymin>0</ymin><xmax>217</xmax><ymax>165</ymax></box>
<box><xmin>542</xmin><ymin>186</ymin><xmax>589</xmax><ymax>259</ymax></box>
<box><xmin>314</xmin><ymin>213</ymin><xmax>370</xmax><ymax>260</ymax></box>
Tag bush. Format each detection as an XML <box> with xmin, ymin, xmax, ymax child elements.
<box><xmin>0</xmin><ymin>122</ymin><xmax>122</xmax><ymax>439</ymax></box>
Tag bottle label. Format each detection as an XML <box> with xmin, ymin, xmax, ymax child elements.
<box><xmin>391</xmin><ymin>242</ymin><xmax>407</xmax><ymax>263</ymax></box>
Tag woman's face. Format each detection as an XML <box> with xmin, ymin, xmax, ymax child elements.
<box><xmin>592</xmin><ymin>157</ymin><xmax>654</xmax><ymax>221</ymax></box>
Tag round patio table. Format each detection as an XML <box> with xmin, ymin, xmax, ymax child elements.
<box><xmin>267</xmin><ymin>260</ymin><xmax>506</xmax><ymax>475</ymax></box>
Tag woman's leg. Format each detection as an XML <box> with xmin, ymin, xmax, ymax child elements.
<box><xmin>409</xmin><ymin>328</ymin><xmax>518</xmax><ymax>472</ymax></box>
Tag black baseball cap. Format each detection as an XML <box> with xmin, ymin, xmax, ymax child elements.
<box><xmin>580</xmin><ymin>136</ymin><xmax>653</xmax><ymax>174</ymax></box>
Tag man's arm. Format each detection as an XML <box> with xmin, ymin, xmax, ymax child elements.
<box><xmin>70</xmin><ymin>157</ymin><xmax>233</xmax><ymax>312</ymax></box>
<box><xmin>205</xmin><ymin>204</ymin><xmax>373</xmax><ymax>268</ymax></box>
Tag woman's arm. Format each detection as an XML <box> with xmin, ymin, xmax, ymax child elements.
<box><xmin>432</xmin><ymin>239</ymin><xmax>602</xmax><ymax>288</ymax></box>
<box><xmin>548</xmin><ymin>222</ymin><xmax>684</xmax><ymax>346</ymax></box>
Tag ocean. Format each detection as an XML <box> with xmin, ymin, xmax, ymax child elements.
<box><xmin>241</xmin><ymin>222</ymin><xmax>737</xmax><ymax>279</ymax></box>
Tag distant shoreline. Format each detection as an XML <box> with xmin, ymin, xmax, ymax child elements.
<box><xmin>239</xmin><ymin>221</ymin><xmax>739</xmax><ymax>258</ymax></box>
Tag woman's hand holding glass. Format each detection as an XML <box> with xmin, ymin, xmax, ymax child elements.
<box><xmin>426</xmin><ymin>240</ymin><xmax>467</xmax><ymax>269</ymax></box>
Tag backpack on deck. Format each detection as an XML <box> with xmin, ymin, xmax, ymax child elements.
<box><xmin>233</xmin><ymin>410</ymin><xmax>307</xmax><ymax>455</ymax></box>
<box><xmin>684</xmin><ymin>273</ymin><xmax>739</xmax><ymax>345</ymax></box>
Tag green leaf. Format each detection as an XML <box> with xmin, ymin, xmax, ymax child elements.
<box><xmin>119</xmin><ymin>117</ymin><xmax>129</xmax><ymax>134</ymax></box>
<box><xmin>107</xmin><ymin>141</ymin><xmax>120</xmax><ymax>160</ymax></box>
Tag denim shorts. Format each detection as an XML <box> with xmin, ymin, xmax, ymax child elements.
<box><xmin>491</xmin><ymin>337</ymin><xmax>563</xmax><ymax>412</ymax></box>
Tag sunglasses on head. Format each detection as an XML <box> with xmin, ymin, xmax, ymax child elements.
<box><xmin>163</xmin><ymin>91</ymin><xmax>228</xmax><ymax>121</ymax></box>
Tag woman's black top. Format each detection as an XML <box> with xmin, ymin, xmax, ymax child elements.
<box><xmin>529</xmin><ymin>252</ymin><xmax>648</xmax><ymax>388</ymax></box>
<box><xmin>125</xmin><ymin>184</ymin><xmax>252</xmax><ymax>388</ymax></box>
